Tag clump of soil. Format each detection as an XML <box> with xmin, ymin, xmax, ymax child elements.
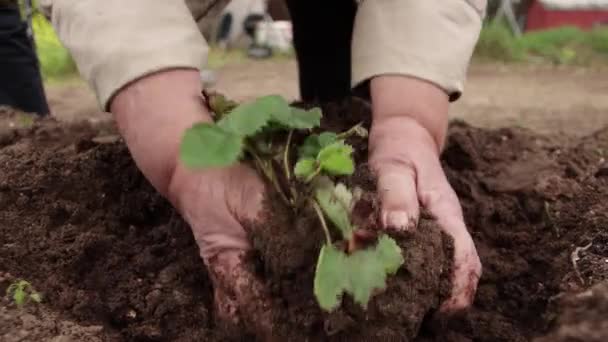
<box><xmin>1</xmin><ymin>99</ymin><xmax>607</xmax><ymax>341</ymax></box>
<box><xmin>537</xmin><ymin>281</ymin><xmax>608</xmax><ymax>342</ymax></box>
<box><xmin>250</xmin><ymin>187</ymin><xmax>452</xmax><ymax>340</ymax></box>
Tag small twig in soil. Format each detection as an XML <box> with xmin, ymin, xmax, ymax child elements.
<box><xmin>282</xmin><ymin>130</ymin><xmax>299</xmax><ymax>205</ymax></box>
<box><xmin>544</xmin><ymin>201</ymin><xmax>559</xmax><ymax>237</ymax></box>
<box><xmin>336</xmin><ymin>122</ymin><xmax>367</xmax><ymax>140</ymax></box>
<box><xmin>304</xmin><ymin>166</ymin><xmax>322</xmax><ymax>184</ymax></box>
<box><xmin>571</xmin><ymin>242</ymin><xmax>593</xmax><ymax>286</ymax></box>
<box><xmin>312</xmin><ymin>200</ymin><xmax>332</xmax><ymax>244</ymax></box>
<box><xmin>284</xmin><ymin>130</ymin><xmax>293</xmax><ymax>182</ymax></box>
<box><xmin>247</xmin><ymin>144</ymin><xmax>290</xmax><ymax>206</ymax></box>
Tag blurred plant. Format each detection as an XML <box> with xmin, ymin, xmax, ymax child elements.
<box><xmin>31</xmin><ymin>13</ymin><xmax>77</xmax><ymax>79</ymax></box>
<box><xmin>474</xmin><ymin>21</ymin><xmax>608</xmax><ymax>65</ymax></box>
<box><xmin>17</xmin><ymin>0</ymin><xmax>77</xmax><ymax>80</ymax></box>
<box><xmin>6</xmin><ymin>280</ymin><xmax>42</xmax><ymax>308</ymax></box>
<box><xmin>475</xmin><ymin>21</ymin><xmax>525</xmax><ymax>62</ymax></box>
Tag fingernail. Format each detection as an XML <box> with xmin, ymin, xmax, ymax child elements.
<box><xmin>384</xmin><ymin>211</ymin><xmax>410</xmax><ymax>231</ymax></box>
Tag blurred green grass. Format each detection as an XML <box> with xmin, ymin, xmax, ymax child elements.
<box><xmin>31</xmin><ymin>14</ymin><xmax>78</xmax><ymax>81</ymax></box>
<box><xmin>474</xmin><ymin>21</ymin><xmax>608</xmax><ymax>65</ymax></box>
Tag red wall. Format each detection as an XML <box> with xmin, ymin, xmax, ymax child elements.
<box><xmin>526</xmin><ymin>0</ymin><xmax>608</xmax><ymax>30</ymax></box>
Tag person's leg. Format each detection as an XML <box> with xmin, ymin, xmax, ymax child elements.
<box><xmin>215</xmin><ymin>12</ymin><xmax>233</xmax><ymax>48</ymax></box>
<box><xmin>285</xmin><ymin>0</ymin><xmax>357</xmax><ymax>103</ymax></box>
<box><xmin>0</xmin><ymin>5</ymin><xmax>50</xmax><ymax>115</ymax></box>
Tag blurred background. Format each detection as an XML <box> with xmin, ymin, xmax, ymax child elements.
<box><xmin>23</xmin><ymin>0</ymin><xmax>608</xmax><ymax>137</ymax></box>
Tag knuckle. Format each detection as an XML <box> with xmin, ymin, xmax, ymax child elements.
<box><xmin>371</xmin><ymin>154</ymin><xmax>417</xmax><ymax>178</ymax></box>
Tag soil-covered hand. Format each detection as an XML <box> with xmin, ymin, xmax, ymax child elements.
<box><xmin>369</xmin><ymin>76</ymin><xmax>482</xmax><ymax>313</ymax></box>
<box><xmin>110</xmin><ymin>69</ymin><xmax>274</xmax><ymax>338</ymax></box>
<box><xmin>169</xmin><ymin>162</ymin><xmax>275</xmax><ymax>334</ymax></box>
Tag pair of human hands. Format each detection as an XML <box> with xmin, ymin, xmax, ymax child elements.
<box><xmin>111</xmin><ymin>69</ymin><xmax>481</xmax><ymax>338</ymax></box>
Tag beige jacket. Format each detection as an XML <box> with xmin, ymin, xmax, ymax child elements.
<box><xmin>40</xmin><ymin>0</ymin><xmax>486</xmax><ymax>111</ymax></box>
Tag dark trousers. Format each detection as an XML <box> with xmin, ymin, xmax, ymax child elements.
<box><xmin>286</xmin><ymin>0</ymin><xmax>367</xmax><ymax>103</ymax></box>
<box><xmin>0</xmin><ymin>5</ymin><xmax>49</xmax><ymax>115</ymax></box>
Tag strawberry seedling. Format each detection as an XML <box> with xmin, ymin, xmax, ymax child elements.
<box><xmin>6</xmin><ymin>279</ymin><xmax>42</xmax><ymax>308</ymax></box>
<box><xmin>179</xmin><ymin>94</ymin><xmax>404</xmax><ymax>311</ymax></box>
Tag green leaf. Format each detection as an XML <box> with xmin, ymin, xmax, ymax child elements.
<box><xmin>299</xmin><ymin>132</ymin><xmax>338</xmax><ymax>159</ymax></box>
<box><xmin>30</xmin><ymin>293</ymin><xmax>42</xmax><ymax>303</ymax></box>
<box><xmin>237</xmin><ymin>95</ymin><xmax>321</xmax><ymax>130</ymax></box>
<box><xmin>255</xmin><ymin>95</ymin><xmax>292</xmax><ymax>124</ymax></box>
<box><xmin>376</xmin><ymin>235</ymin><xmax>405</xmax><ymax>274</ymax></box>
<box><xmin>13</xmin><ymin>288</ymin><xmax>25</xmax><ymax>306</ymax></box>
<box><xmin>317</xmin><ymin>142</ymin><xmax>354</xmax><ymax>176</ymax></box>
<box><xmin>294</xmin><ymin>158</ymin><xmax>317</xmax><ymax>180</ymax></box>
<box><xmin>314</xmin><ymin>245</ymin><xmax>349</xmax><ymax>311</ymax></box>
<box><xmin>315</xmin><ymin>180</ymin><xmax>353</xmax><ymax>240</ymax></box>
<box><xmin>283</xmin><ymin>107</ymin><xmax>322</xmax><ymax>129</ymax></box>
<box><xmin>313</xmin><ymin>236</ymin><xmax>405</xmax><ymax>311</ymax></box>
<box><xmin>217</xmin><ymin>95</ymin><xmax>321</xmax><ymax>134</ymax></box>
<box><xmin>180</xmin><ymin>123</ymin><xmax>243</xmax><ymax>168</ymax></box>
<box><xmin>217</xmin><ymin>97</ymin><xmax>277</xmax><ymax>136</ymax></box>
<box><xmin>318</xmin><ymin>132</ymin><xmax>338</xmax><ymax>146</ymax></box>
<box><xmin>347</xmin><ymin>249</ymin><xmax>387</xmax><ymax>307</ymax></box>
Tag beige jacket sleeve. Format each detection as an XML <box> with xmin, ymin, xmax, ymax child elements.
<box><xmin>352</xmin><ymin>0</ymin><xmax>486</xmax><ymax>101</ymax></box>
<box><xmin>40</xmin><ymin>0</ymin><xmax>208</xmax><ymax>111</ymax></box>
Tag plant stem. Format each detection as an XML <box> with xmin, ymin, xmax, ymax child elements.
<box><xmin>282</xmin><ymin>130</ymin><xmax>300</xmax><ymax>205</ymax></box>
<box><xmin>283</xmin><ymin>130</ymin><xmax>293</xmax><ymax>182</ymax></box>
<box><xmin>336</xmin><ymin>122</ymin><xmax>366</xmax><ymax>140</ymax></box>
<box><xmin>312</xmin><ymin>200</ymin><xmax>332</xmax><ymax>244</ymax></box>
<box><xmin>304</xmin><ymin>166</ymin><xmax>322</xmax><ymax>183</ymax></box>
<box><xmin>246</xmin><ymin>144</ymin><xmax>290</xmax><ymax>206</ymax></box>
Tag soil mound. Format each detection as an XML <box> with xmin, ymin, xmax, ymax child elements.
<box><xmin>1</xmin><ymin>100</ymin><xmax>607</xmax><ymax>341</ymax></box>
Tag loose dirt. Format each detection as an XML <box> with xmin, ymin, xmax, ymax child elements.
<box><xmin>1</xmin><ymin>99</ymin><xmax>607</xmax><ymax>341</ymax></box>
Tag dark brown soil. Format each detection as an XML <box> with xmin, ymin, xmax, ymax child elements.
<box><xmin>1</xmin><ymin>99</ymin><xmax>607</xmax><ymax>341</ymax></box>
<box><xmin>249</xmin><ymin>180</ymin><xmax>452</xmax><ymax>341</ymax></box>
<box><xmin>537</xmin><ymin>281</ymin><xmax>608</xmax><ymax>342</ymax></box>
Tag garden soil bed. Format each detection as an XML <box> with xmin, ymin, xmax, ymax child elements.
<box><xmin>1</xmin><ymin>99</ymin><xmax>607</xmax><ymax>341</ymax></box>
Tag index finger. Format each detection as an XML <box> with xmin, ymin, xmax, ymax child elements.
<box><xmin>415</xmin><ymin>155</ymin><xmax>482</xmax><ymax>312</ymax></box>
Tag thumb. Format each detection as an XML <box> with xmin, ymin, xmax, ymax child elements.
<box><xmin>369</xmin><ymin>118</ymin><xmax>422</xmax><ymax>231</ymax></box>
<box><xmin>373</xmin><ymin>162</ymin><xmax>420</xmax><ymax>231</ymax></box>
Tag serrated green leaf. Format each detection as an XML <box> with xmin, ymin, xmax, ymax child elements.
<box><xmin>217</xmin><ymin>97</ymin><xmax>276</xmax><ymax>136</ymax></box>
<box><xmin>376</xmin><ymin>235</ymin><xmax>405</xmax><ymax>274</ymax></box>
<box><xmin>257</xmin><ymin>95</ymin><xmax>293</xmax><ymax>124</ymax></box>
<box><xmin>283</xmin><ymin>107</ymin><xmax>322</xmax><ymax>129</ymax></box>
<box><xmin>313</xmin><ymin>236</ymin><xmax>405</xmax><ymax>311</ymax></box>
<box><xmin>314</xmin><ymin>245</ymin><xmax>349</xmax><ymax>311</ymax></box>
<box><xmin>294</xmin><ymin>158</ymin><xmax>317</xmax><ymax>180</ymax></box>
<box><xmin>243</xmin><ymin>96</ymin><xmax>322</xmax><ymax>130</ymax></box>
<box><xmin>180</xmin><ymin>123</ymin><xmax>243</xmax><ymax>168</ymax></box>
<box><xmin>346</xmin><ymin>249</ymin><xmax>387</xmax><ymax>307</ymax></box>
<box><xmin>299</xmin><ymin>132</ymin><xmax>338</xmax><ymax>159</ymax></box>
<box><xmin>317</xmin><ymin>142</ymin><xmax>354</xmax><ymax>176</ymax></box>
<box><xmin>318</xmin><ymin>132</ymin><xmax>338</xmax><ymax>146</ymax></box>
<box><xmin>315</xmin><ymin>181</ymin><xmax>353</xmax><ymax>240</ymax></box>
